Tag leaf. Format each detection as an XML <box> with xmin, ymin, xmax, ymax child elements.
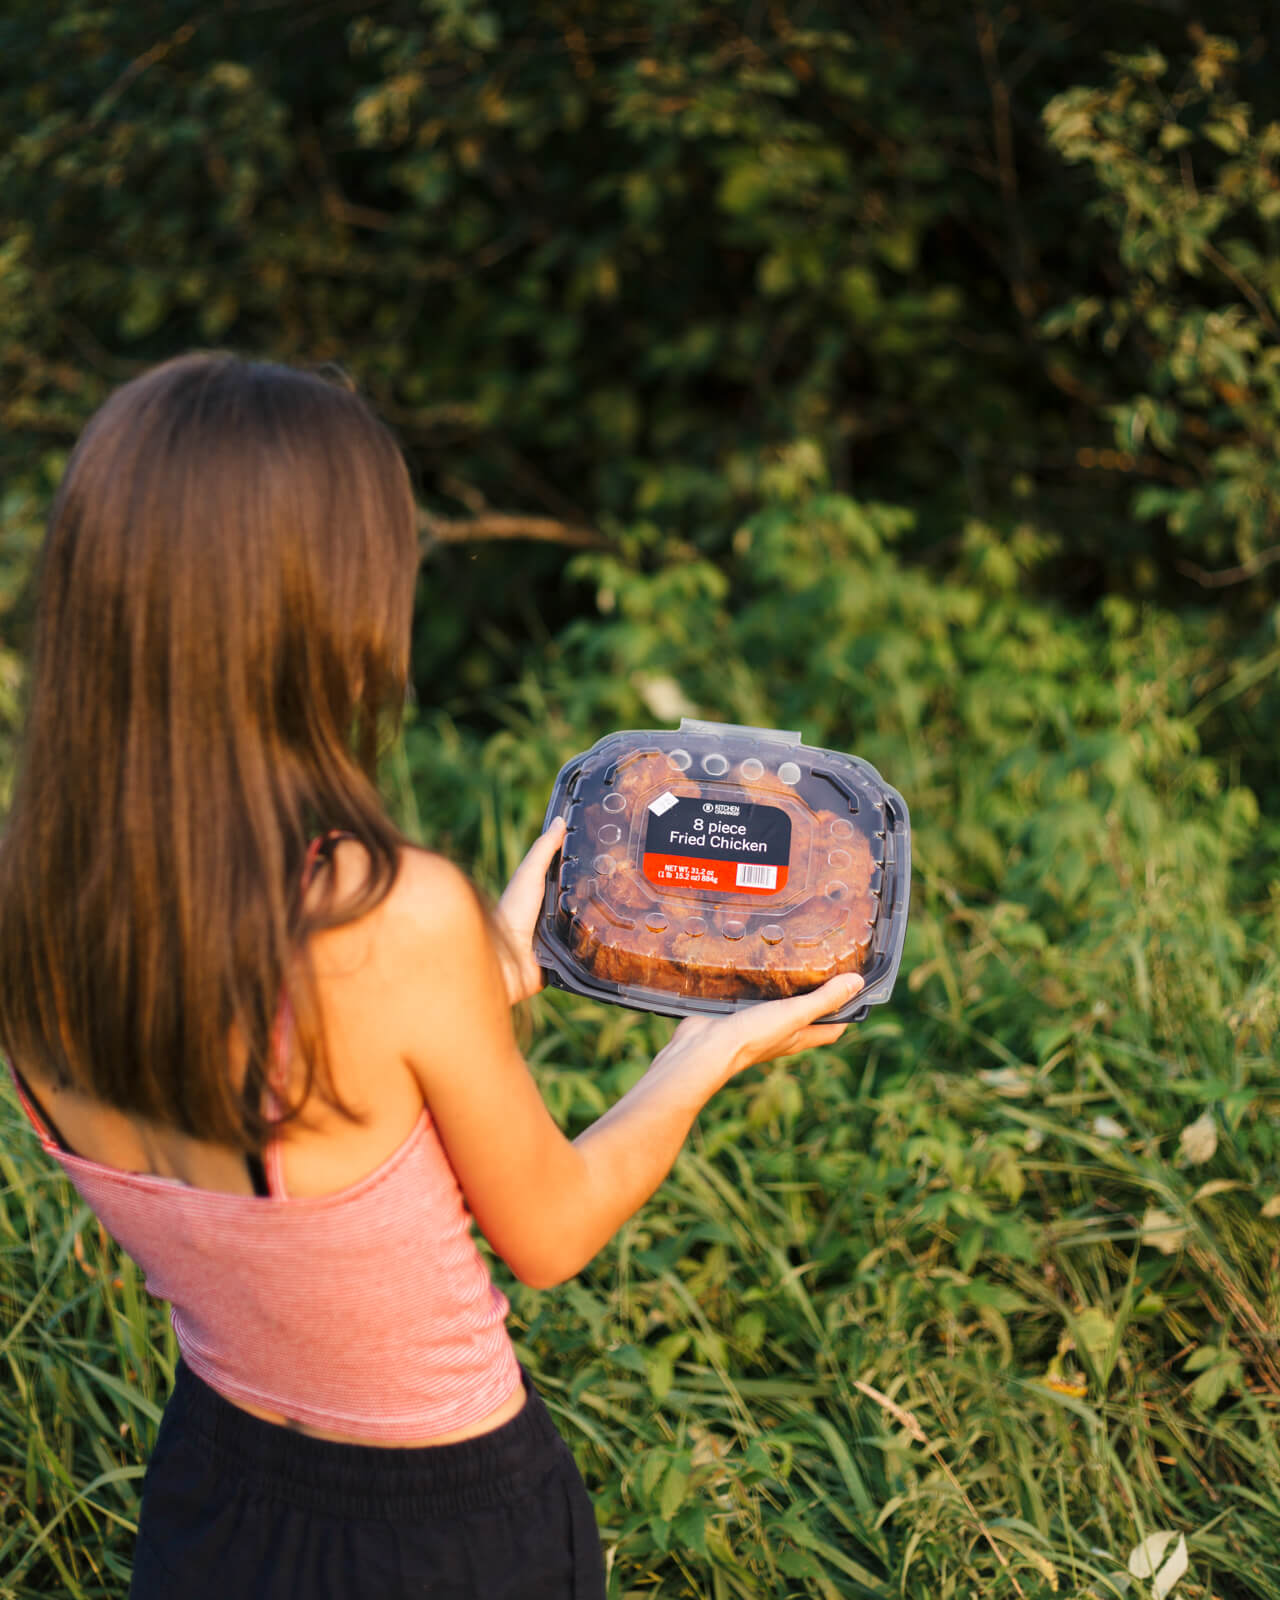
<box><xmin>641</xmin><ymin>1448</ymin><xmax>667</xmax><ymax>1500</ymax></box>
<box><xmin>1191</xmin><ymin>1179</ymin><xmax>1241</xmax><ymax>1202</ymax></box>
<box><xmin>119</xmin><ymin>276</ymin><xmax>168</xmax><ymax>341</ymax></box>
<box><xmin>957</xmin><ymin>1223</ymin><xmax>986</xmax><ymax>1275</ymax></box>
<box><xmin>838</xmin><ymin>265</ymin><xmax>880</xmax><ymax>323</ymax></box>
<box><xmin>1128</xmin><ymin>1531</ymin><xmax>1189</xmax><ymax>1600</ymax></box>
<box><xmin>1178</xmin><ymin>1112</ymin><xmax>1217</xmax><ymax>1165</ymax></box>
<box><xmin>1133</xmin><ymin>486</ymin><xmax>1184</xmax><ymax>523</ymax></box>
<box><xmin>1182</xmin><ymin>1345</ymin><xmax>1221</xmax><ymax>1372</ymax></box>
<box><xmin>1185</xmin><ymin>1346</ymin><xmax>1243</xmax><ymax>1410</ymax></box>
<box><xmin>733</xmin><ymin>1308</ymin><xmax>767</xmax><ymax>1356</ymax></box>
<box><xmin>1141</xmin><ymin>1208</ymin><xmax>1188</xmax><ymax>1256</ymax></box>
<box><xmin>645</xmin><ymin>1346</ymin><xmax>674</xmax><ymax>1401</ymax></box>
<box><xmin>744</xmin><ymin>1436</ymin><xmax>793</xmax><ymax>1480</ymax></box>
<box><xmin>874</xmin><ymin>226</ymin><xmax>917</xmax><ymax>273</ymax></box>
<box><xmin>1128</xmin><ymin>1531</ymin><xmax>1176</xmax><ymax>1577</ymax></box>
<box><xmin>1203</xmin><ymin>120</ymin><xmax>1242</xmax><ymax>152</ymax></box>
<box><xmin>199</xmin><ymin>288</ymin><xmax>238</xmax><ymax>340</ymax></box>
<box><xmin>672</xmin><ymin>1503</ymin><xmax>708</xmax><ymax>1555</ymax></box>
<box><xmin>1152</xmin><ymin>1534</ymin><xmax>1189</xmax><ymax>1600</ymax></box>
<box><xmin>718</xmin><ymin>162</ymin><xmax>771</xmax><ymax>214</ymax></box>
<box><xmin>658</xmin><ymin>1460</ymin><xmax>689</xmax><ymax>1522</ymax></box>
<box><xmin>1158</xmin><ymin>123</ymin><xmax>1193</xmax><ymax>150</ymax></box>
<box><xmin>986</xmin><ymin>1145</ymin><xmax>1025</xmax><ymax>1204</ymax></box>
<box><xmin>758</xmin><ymin>251</ymin><xmax>794</xmax><ymax>296</ymax></box>
<box><xmin>1073</xmin><ymin>1306</ymin><xmax>1117</xmax><ymax>1377</ymax></box>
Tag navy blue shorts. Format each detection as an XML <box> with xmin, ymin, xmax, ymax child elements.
<box><xmin>129</xmin><ymin>1361</ymin><xmax>606</xmax><ymax>1599</ymax></box>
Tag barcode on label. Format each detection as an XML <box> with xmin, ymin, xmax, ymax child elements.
<box><xmin>735</xmin><ymin>863</ymin><xmax>777</xmax><ymax>890</ymax></box>
<box><xmin>648</xmin><ymin>791</ymin><xmax>679</xmax><ymax>816</ymax></box>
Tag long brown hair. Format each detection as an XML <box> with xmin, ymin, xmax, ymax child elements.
<box><xmin>0</xmin><ymin>353</ymin><xmax>420</xmax><ymax>1149</ymax></box>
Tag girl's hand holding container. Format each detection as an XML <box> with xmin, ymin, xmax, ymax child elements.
<box><xmin>494</xmin><ymin>815</ymin><xmax>568</xmax><ymax>1005</ymax></box>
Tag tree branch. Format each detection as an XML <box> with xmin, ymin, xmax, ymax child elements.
<box><xmin>1176</xmin><ymin>545</ymin><xmax>1280</xmax><ymax>588</ymax></box>
<box><xmin>419</xmin><ymin>511</ymin><xmax>609</xmax><ymax>552</ymax></box>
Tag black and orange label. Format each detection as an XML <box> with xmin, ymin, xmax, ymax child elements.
<box><xmin>642</xmin><ymin>794</ymin><xmax>791</xmax><ymax>895</ymax></box>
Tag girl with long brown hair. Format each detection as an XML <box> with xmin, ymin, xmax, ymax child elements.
<box><xmin>0</xmin><ymin>352</ymin><xmax>864</xmax><ymax>1598</ymax></box>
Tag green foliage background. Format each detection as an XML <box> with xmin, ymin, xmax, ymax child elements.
<box><xmin>1</xmin><ymin>3</ymin><xmax>1278</xmax><ymax>1596</ymax></box>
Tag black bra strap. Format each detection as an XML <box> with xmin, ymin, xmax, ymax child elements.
<box><xmin>9</xmin><ymin>1063</ymin><xmax>80</xmax><ymax>1158</ymax></box>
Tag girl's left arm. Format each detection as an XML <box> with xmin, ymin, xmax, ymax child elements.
<box><xmin>382</xmin><ymin>848</ymin><xmax>858</xmax><ymax>1289</ymax></box>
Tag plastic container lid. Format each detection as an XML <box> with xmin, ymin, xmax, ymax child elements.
<box><xmin>534</xmin><ymin>720</ymin><xmax>910</xmax><ymax>1023</ymax></box>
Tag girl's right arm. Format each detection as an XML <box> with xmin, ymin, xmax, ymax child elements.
<box><xmin>386</xmin><ymin>849</ymin><xmax>863</xmax><ymax>1289</ymax></box>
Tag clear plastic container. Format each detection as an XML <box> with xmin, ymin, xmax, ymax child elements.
<box><xmin>534</xmin><ymin>720</ymin><xmax>910</xmax><ymax>1022</ymax></box>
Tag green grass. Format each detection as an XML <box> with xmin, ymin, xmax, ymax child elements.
<box><xmin>4</xmin><ymin>498</ymin><xmax>1279</xmax><ymax>1596</ymax></box>
<box><xmin>506</xmin><ymin>992</ymin><xmax>1280</xmax><ymax>1600</ymax></box>
<box><xmin>0</xmin><ymin>1108</ymin><xmax>170</xmax><ymax>1596</ymax></box>
<box><xmin>7</xmin><ymin>974</ymin><xmax>1277</xmax><ymax>1598</ymax></box>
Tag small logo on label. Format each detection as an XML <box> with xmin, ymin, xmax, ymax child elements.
<box><xmin>648</xmin><ymin>791</ymin><xmax>679</xmax><ymax>816</ymax></box>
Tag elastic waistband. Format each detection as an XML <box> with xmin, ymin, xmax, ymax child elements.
<box><xmin>165</xmin><ymin>1360</ymin><xmax>570</xmax><ymax>1520</ymax></box>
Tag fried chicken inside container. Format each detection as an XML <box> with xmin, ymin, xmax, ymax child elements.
<box><xmin>552</xmin><ymin>742</ymin><xmax>886</xmax><ymax>1003</ymax></box>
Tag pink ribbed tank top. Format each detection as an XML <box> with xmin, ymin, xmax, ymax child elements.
<box><xmin>9</xmin><ymin>1027</ymin><xmax>522</xmax><ymax>1444</ymax></box>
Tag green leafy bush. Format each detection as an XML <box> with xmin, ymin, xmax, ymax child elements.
<box><xmin>2</xmin><ymin>4</ymin><xmax>1276</xmax><ymax>624</ymax></box>
<box><xmin>1043</xmin><ymin>30</ymin><xmax>1280</xmax><ymax>598</ymax></box>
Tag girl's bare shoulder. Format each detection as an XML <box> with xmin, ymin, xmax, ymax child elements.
<box><xmin>298</xmin><ymin>841</ymin><xmax>500</xmax><ymax>1133</ymax></box>
<box><xmin>311</xmin><ymin>839</ymin><xmax>490</xmax><ymax>989</ymax></box>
